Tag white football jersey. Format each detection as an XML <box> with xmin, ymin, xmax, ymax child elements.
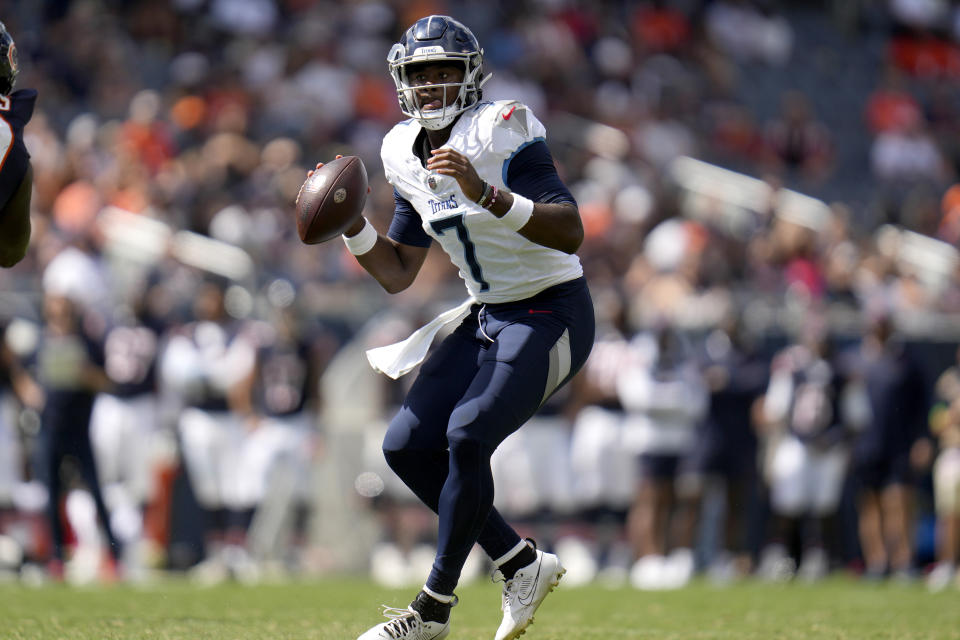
<box><xmin>381</xmin><ymin>100</ymin><xmax>583</xmax><ymax>304</ymax></box>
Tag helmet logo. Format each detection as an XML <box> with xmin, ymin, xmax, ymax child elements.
<box><xmin>413</xmin><ymin>46</ymin><xmax>445</xmax><ymax>57</ymax></box>
<box><xmin>333</xmin><ymin>188</ymin><xmax>347</xmax><ymax>203</ymax></box>
<box><xmin>7</xmin><ymin>42</ymin><xmax>15</xmax><ymax>72</ymax></box>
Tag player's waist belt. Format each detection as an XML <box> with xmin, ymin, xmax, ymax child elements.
<box><xmin>365</xmin><ymin>297</ymin><xmax>475</xmax><ymax>379</ymax></box>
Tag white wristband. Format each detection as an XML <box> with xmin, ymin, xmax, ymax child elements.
<box><xmin>342</xmin><ymin>217</ymin><xmax>378</xmax><ymax>255</ymax></box>
<box><xmin>500</xmin><ymin>193</ymin><xmax>534</xmax><ymax>232</ymax></box>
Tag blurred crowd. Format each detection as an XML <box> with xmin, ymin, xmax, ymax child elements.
<box><xmin>1</xmin><ymin>0</ymin><xmax>960</xmax><ymax>591</ymax></box>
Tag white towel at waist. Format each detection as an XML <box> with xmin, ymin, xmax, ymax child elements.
<box><xmin>365</xmin><ymin>297</ymin><xmax>475</xmax><ymax>379</ymax></box>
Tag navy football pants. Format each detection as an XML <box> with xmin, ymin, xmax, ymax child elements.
<box><xmin>36</xmin><ymin>407</ymin><xmax>122</xmax><ymax>564</ymax></box>
<box><xmin>382</xmin><ymin>277</ymin><xmax>594</xmax><ymax>595</ymax></box>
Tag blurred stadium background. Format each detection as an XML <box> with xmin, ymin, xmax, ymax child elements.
<box><xmin>1</xmin><ymin>0</ymin><xmax>960</xmax><ymax>597</ymax></box>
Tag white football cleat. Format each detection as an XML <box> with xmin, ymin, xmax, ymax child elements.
<box><xmin>494</xmin><ymin>547</ymin><xmax>565</xmax><ymax>640</ymax></box>
<box><xmin>357</xmin><ymin>606</ymin><xmax>449</xmax><ymax>640</ymax></box>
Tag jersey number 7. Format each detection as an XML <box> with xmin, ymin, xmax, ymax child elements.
<box><xmin>430</xmin><ymin>213</ymin><xmax>490</xmax><ymax>292</ymax></box>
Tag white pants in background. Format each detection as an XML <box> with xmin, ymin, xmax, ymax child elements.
<box><xmin>178</xmin><ymin>408</ymin><xmax>248</xmax><ymax>510</ymax></box>
<box><xmin>768</xmin><ymin>435</ymin><xmax>848</xmax><ymax>517</ymax></box>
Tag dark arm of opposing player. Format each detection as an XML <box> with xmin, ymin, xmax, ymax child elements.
<box><xmin>0</xmin><ymin>163</ymin><xmax>32</xmax><ymax>268</ymax></box>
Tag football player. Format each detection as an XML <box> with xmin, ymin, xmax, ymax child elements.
<box><xmin>158</xmin><ymin>277</ymin><xmax>259</xmax><ymax>581</ymax></box>
<box><xmin>756</xmin><ymin>321</ymin><xmax>850</xmax><ymax>583</ymax></box>
<box><xmin>89</xmin><ymin>290</ymin><xmax>164</xmax><ymax>579</ymax></box>
<box><xmin>310</xmin><ymin>15</ymin><xmax>595</xmax><ymax>640</ymax></box>
<box><xmin>8</xmin><ymin>293</ymin><xmax>122</xmax><ymax>580</ymax></box>
<box><xmin>238</xmin><ymin>305</ymin><xmax>325</xmax><ymax>571</ymax></box>
<box><xmin>0</xmin><ymin>22</ymin><xmax>34</xmax><ymax>269</ymax></box>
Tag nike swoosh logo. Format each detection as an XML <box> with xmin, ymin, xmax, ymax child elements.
<box><xmin>503</xmin><ymin>105</ymin><xmax>517</xmax><ymax>120</ymax></box>
<box><xmin>518</xmin><ymin>563</ymin><xmax>542</xmax><ymax>606</ymax></box>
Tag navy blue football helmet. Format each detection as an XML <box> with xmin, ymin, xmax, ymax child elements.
<box><xmin>387</xmin><ymin>15</ymin><xmax>489</xmax><ymax>130</ymax></box>
<box><xmin>0</xmin><ymin>22</ymin><xmax>17</xmax><ymax>96</ymax></box>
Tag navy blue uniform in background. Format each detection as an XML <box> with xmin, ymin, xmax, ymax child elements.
<box><xmin>31</xmin><ymin>329</ymin><xmax>122</xmax><ymax>563</ymax></box>
<box><xmin>850</xmin><ymin>341</ymin><xmax>929</xmax><ymax>488</ymax></box>
<box><xmin>0</xmin><ymin>89</ymin><xmax>36</xmax><ymax>211</ymax></box>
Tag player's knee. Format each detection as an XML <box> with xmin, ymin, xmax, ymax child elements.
<box><xmin>382</xmin><ymin>445</ymin><xmax>407</xmax><ymax>469</ymax></box>
<box><xmin>447</xmin><ymin>430</ymin><xmax>492</xmax><ymax>465</ymax></box>
<box><xmin>382</xmin><ymin>446</ymin><xmax>425</xmax><ymax>479</ymax></box>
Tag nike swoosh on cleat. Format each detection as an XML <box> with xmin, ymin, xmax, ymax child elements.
<box><xmin>517</xmin><ymin>563</ymin><xmax>542</xmax><ymax>606</ymax></box>
<box><xmin>502</xmin><ymin>105</ymin><xmax>517</xmax><ymax>120</ymax></box>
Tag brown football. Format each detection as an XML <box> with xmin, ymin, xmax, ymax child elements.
<box><xmin>295</xmin><ymin>155</ymin><xmax>368</xmax><ymax>244</ymax></box>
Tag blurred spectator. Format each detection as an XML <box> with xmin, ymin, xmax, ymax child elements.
<box><xmin>755</xmin><ymin>316</ymin><xmax>852</xmax><ymax>583</ymax></box>
<box><xmin>88</xmin><ymin>287</ymin><xmax>165</xmax><ymax>581</ymax></box>
<box><xmin>889</xmin><ymin>0</ymin><xmax>950</xmax><ymax>30</ymax></box>
<box><xmin>158</xmin><ymin>276</ymin><xmax>259</xmax><ymax>582</ymax></box>
<box><xmin>704</xmin><ymin>0</ymin><xmax>793</xmax><ymax>66</ymax></box>
<box><xmin>762</xmin><ymin>91</ymin><xmax>833</xmax><ymax>185</ymax></box>
<box><xmin>865</xmin><ymin>67</ymin><xmax>922</xmax><ymax>136</ymax></box>
<box><xmin>631</xmin><ymin>1</ymin><xmax>692</xmax><ymax>56</ymax></box>
<box><xmin>634</xmin><ymin>91</ymin><xmax>697</xmax><ymax>170</ymax></box>
<box><xmin>871</xmin><ymin>115</ymin><xmax>947</xmax><ymax>186</ymax></box>
<box><xmin>565</xmin><ymin>287</ymin><xmax>636</xmax><ymax>583</ymax></box>
<box><xmin>0</xmin><ymin>323</ymin><xmax>33</xmax><ymax>575</ymax></box>
<box><xmin>937</xmin><ymin>183</ymin><xmax>960</xmax><ymax>244</ymax></box>
<box><xmin>926</xmin><ymin>347</ymin><xmax>960</xmax><ymax>591</ymax></box>
<box><xmin>239</xmin><ymin>305</ymin><xmax>330</xmax><ymax>576</ymax></box>
<box><xmin>686</xmin><ymin>310</ymin><xmax>768</xmax><ymax>584</ymax></box>
<box><xmin>842</xmin><ymin>312</ymin><xmax>932</xmax><ymax>580</ymax></box>
<box><xmin>619</xmin><ymin>325</ymin><xmax>708</xmax><ymax>590</ymax></box>
<box><xmin>7</xmin><ymin>293</ymin><xmax>120</xmax><ymax>582</ymax></box>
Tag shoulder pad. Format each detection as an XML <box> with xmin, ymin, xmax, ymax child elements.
<box><xmin>4</xmin><ymin>88</ymin><xmax>36</xmax><ymax>125</ymax></box>
<box><xmin>381</xmin><ymin>120</ymin><xmax>418</xmax><ymax>182</ymax></box>
<box><xmin>476</xmin><ymin>100</ymin><xmax>547</xmax><ymax>156</ymax></box>
<box><xmin>493</xmin><ymin>100</ymin><xmax>530</xmax><ymax>137</ymax></box>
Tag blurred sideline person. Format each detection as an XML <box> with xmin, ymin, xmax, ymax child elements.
<box><xmin>618</xmin><ymin>324</ymin><xmax>707</xmax><ymax>590</ymax></box>
<box><xmin>564</xmin><ymin>289</ymin><xmax>637</xmax><ymax>584</ymax></box>
<box><xmin>925</xmin><ymin>347</ymin><xmax>960</xmax><ymax>591</ymax></box>
<box><xmin>159</xmin><ymin>277</ymin><xmax>258</xmax><ymax>582</ymax></box>
<box><xmin>239</xmin><ymin>306</ymin><xmax>326</xmax><ymax>575</ymax></box>
<box><xmin>309</xmin><ymin>15</ymin><xmax>594</xmax><ymax>640</ymax></box>
<box><xmin>755</xmin><ymin>321</ymin><xmax>851</xmax><ymax>582</ymax></box>
<box><xmin>0</xmin><ymin>21</ymin><xmax>34</xmax><ymax>269</ymax></box>
<box><xmin>89</xmin><ymin>293</ymin><xmax>164</xmax><ymax>579</ymax></box>
<box><xmin>0</xmin><ymin>322</ymin><xmax>35</xmax><ymax>574</ymax></box>
<box><xmin>845</xmin><ymin>313</ymin><xmax>931</xmax><ymax>580</ymax></box>
<box><xmin>7</xmin><ymin>293</ymin><xmax>121</xmax><ymax>581</ymax></box>
<box><xmin>686</xmin><ymin>313</ymin><xmax>768</xmax><ymax>583</ymax></box>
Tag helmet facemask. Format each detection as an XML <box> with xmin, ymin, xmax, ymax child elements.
<box><xmin>388</xmin><ymin>43</ymin><xmax>488</xmax><ymax>131</ymax></box>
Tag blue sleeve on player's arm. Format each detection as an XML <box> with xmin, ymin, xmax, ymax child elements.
<box><xmin>387</xmin><ymin>189</ymin><xmax>432</xmax><ymax>248</ymax></box>
<box><xmin>504</xmin><ymin>140</ymin><xmax>576</xmax><ymax>206</ymax></box>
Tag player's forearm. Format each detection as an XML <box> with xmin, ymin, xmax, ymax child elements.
<box><xmin>488</xmin><ymin>193</ymin><xmax>583</xmax><ymax>254</ymax></box>
<box><xmin>345</xmin><ymin>220</ymin><xmax>427</xmax><ymax>293</ymax></box>
<box><xmin>355</xmin><ymin>242</ymin><xmax>420</xmax><ymax>293</ymax></box>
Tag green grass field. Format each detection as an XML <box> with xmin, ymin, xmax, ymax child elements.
<box><xmin>1</xmin><ymin>575</ymin><xmax>958</xmax><ymax>639</ymax></box>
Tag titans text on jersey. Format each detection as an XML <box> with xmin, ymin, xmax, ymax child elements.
<box><xmin>382</xmin><ymin>99</ymin><xmax>582</xmax><ymax>303</ymax></box>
